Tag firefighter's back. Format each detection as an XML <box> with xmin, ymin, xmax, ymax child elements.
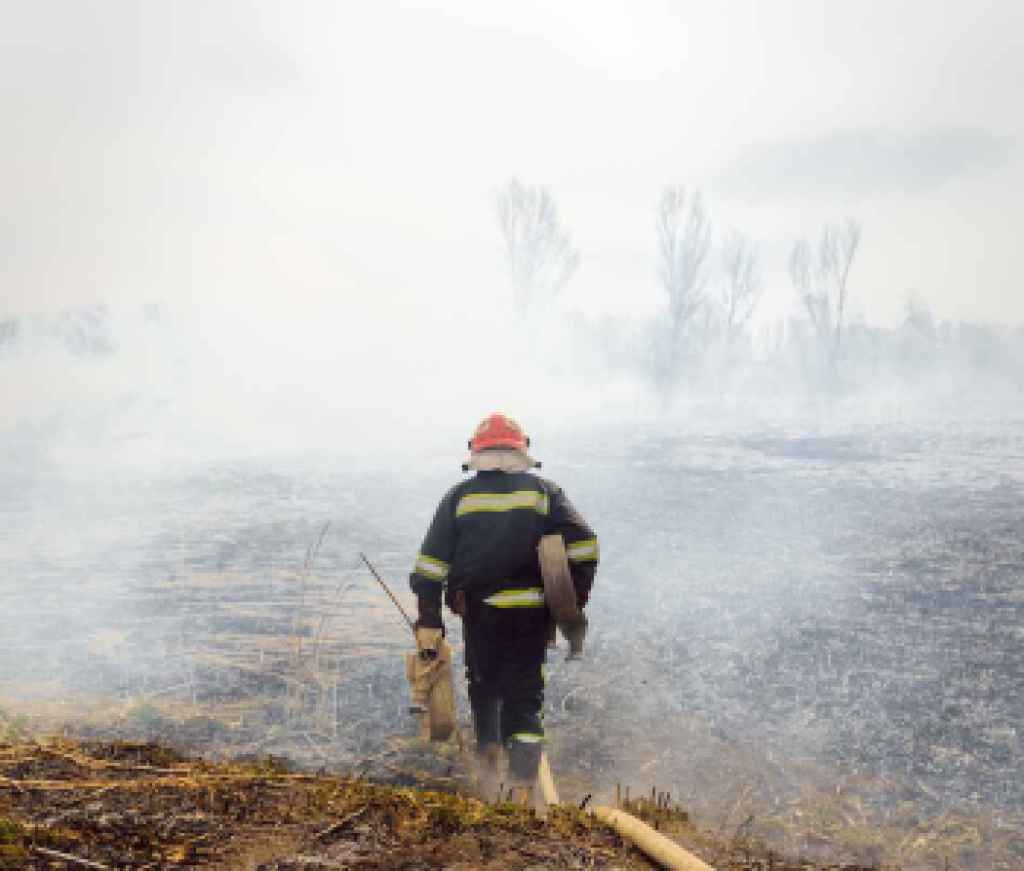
<box><xmin>448</xmin><ymin>470</ymin><xmax>550</xmax><ymax>601</ymax></box>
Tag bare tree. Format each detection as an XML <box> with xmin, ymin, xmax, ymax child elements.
<box><xmin>789</xmin><ymin>239</ymin><xmax>828</xmax><ymax>342</ymax></box>
<box><xmin>904</xmin><ymin>292</ymin><xmax>936</xmax><ymax>336</ymax></box>
<box><xmin>656</xmin><ymin>186</ymin><xmax>712</xmax><ymax>374</ymax></box>
<box><xmin>719</xmin><ymin>231</ymin><xmax>761</xmax><ymax>346</ymax></box>
<box><xmin>789</xmin><ymin>219</ymin><xmax>862</xmax><ymax>363</ymax></box>
<box><xmin>822</xmin><ymin>219</ymin><xmax>861</xmax><ymax>354</ymax></box>
<box><xmin>495</xmin><ymin>178</ymin><xmax>579</xmax><ymax>318</ymax></box>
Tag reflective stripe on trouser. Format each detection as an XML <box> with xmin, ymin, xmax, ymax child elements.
<box><xmin>506</xmin><ymin>731</ymin><xmax>543</xmax><ymax>784</ymax></box>
<box><xmin>463</xmin><ymin>594</ymin><xmax>548</xmax><ymax>783</ymax></box>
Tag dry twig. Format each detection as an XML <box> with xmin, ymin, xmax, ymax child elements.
<box><xmin>31</xmin><ymin>846</ymin><xmax>111</xmax><ymax>870</ymax></box>
<box><xmin>314</xmin><ymin>806</ymin><xmax>368</xmax><ymax>841</ymax></box>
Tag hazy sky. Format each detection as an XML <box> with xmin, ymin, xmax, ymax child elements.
<box><xmin>3</xmin><ymin>0</ymin><xmax>1022</xmax><ymax>328</ymax></box>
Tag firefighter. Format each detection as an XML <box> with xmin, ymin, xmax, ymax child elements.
<box><xmin>409</xmin><ymin>413</ymin><xmax>599</xmax><ymax>800</ymax></box>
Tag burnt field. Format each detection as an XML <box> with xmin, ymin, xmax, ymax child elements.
<box><xmin>2</xmin><ymin>407</ymin><xmax>1023</xmax><ymax>868</ymax></box>
<box><xmin>547</xmin><ymin>412</ymin><xmax>1024</xmax><ymax>867</ymax></box>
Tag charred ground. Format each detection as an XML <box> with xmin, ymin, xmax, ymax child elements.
<box><xmin>0</xmin><ymin>737</ymin><xmax>895</xmax><ymax>870</ymax></box>
<box><xmin>2</xmin><ymin>411</ymin><xmax>1023</xmax><ymax>868</ymax></box>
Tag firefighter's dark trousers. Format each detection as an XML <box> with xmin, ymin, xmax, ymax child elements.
<box><xmin>462</xmin><ymin>594</ymin><xmax>548</xmax><ymax>783</ymax></box>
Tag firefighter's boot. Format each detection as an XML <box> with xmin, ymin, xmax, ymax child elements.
<box><xmin>506</xmin><ymin>734</ymin><xmax>543</xmax><ymax>815</ymax></box>
<box><xmin>508</xmin><ymin>783</ymin><xmax>534</xmax><ymax>808</ymax></box>
<box><xmin>474</xmin><ymin>743</ymin><xmax>503</xmax><ymax>802</ymax></box>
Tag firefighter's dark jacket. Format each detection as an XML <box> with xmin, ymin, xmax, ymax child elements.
<box><xmin>409</xmin><ymin>471</ymin><xmax>598</xmax><ymax>622</ymax></box>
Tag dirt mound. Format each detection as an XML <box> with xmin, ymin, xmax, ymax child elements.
<box><xmin>0</xmin><ymin>739</ymin><xmax>891</xmax><ymax>869</ymax></box>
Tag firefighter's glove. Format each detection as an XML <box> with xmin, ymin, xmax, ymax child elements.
<box><xmin>415</xmin><ymin>626</ymin><xmax>443</xmax><ymax>662</ymax></box>
<box><xmin>416</xmin><ymin>596</ymin><xmax>444</xmax><ymax>630</ymax></box>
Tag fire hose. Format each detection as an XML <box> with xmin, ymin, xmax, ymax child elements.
<box><xmin>538</xmin><ymin>755</ymin><xmax>714</xmax><ymax>871</ymax></box>
<box><xmin>537</xmin><ymin>534</ymin><xmax>587</xmax><ymax>658</ymax></box>
<box><xmin>533</xmin><ymin>538</ymin><xmax>715</xmax><ymax>871</ymax></box>
<box><xmin>360</xmin><ymin>554</ymin><xmax>455</xmax><ymax>741</ymax></box>
<box><xmin>364</xmin><ymin>549</ymin><xmax>712</xmax><ymax>868</ymax></box>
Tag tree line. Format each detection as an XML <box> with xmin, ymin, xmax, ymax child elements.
<box><xmin>492</xmin><ymin>177</ymin><xmax>1023</xmax><ymax>398</ymax></box>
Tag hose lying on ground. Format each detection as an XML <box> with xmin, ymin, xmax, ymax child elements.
<box><xmin>589</xmin><ymin>805</ymin><xmax>714</xmax><ymax>871</ymax></box>
<box><xmin>538</xmin><ymin>753</ymin><xmax>714</xmax><ymax>871</ymax></box>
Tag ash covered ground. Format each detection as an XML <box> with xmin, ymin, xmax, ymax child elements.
<box><xmin>2</xmin><ymin>405</ymin><xmax>1023</xmax><ymax>866</ymax></box>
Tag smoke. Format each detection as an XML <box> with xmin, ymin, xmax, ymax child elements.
<box><xmin>2</xmin><ymin>6</ymin><xmax>1023</xmax><ymax>859</ymax></box>
<box><xmin>2</xmin><ymin>291</ymin><xmax>1024</xmax><ymax>871</ymax></box>
<box><xmin>0</xmin><ymin>294</ymin><xmax>643</xmax><ymax>480</ymax></box>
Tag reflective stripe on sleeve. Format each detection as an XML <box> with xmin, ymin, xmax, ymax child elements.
<box><xmin>482</xmin><ymin>587</ymin><xmax>546</xmax><ymax>608</ymax></box>
<box><xmin>566</xmin><ymin>537</ymin><xmax>599</xmax><ymax>563</ymax></box>
<box><xmin>414</xmin><ymin>553</ymin><xmax>449</xmax><ymax>581</ymax></box>
<box><xmin>455</xmin><ymin>490</ymin><xmax>549</xmax><ymax>518</ymax></box>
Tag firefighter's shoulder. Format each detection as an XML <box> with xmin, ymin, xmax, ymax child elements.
<box><xmin>530</xmin><ymin>473</ymin><xmax>566</xmax><ymax>499</ymax></box>
<box><xmin>438</xmin><ymin>477</ymin><xmax>476</xmax><ymax>508</ymax></box>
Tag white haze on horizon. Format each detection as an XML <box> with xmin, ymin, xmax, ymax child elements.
<box><xmin>4</xmin><ymin>292</ymin><xmax>1021</xmax><ymax>491</ymax></box>
<box><xmin>1</xmin><ymin>296</ymin><xmax>660</xmax><ymax>481</ymax></box>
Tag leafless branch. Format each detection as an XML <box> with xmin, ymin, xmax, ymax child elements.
<box><xmin>720</xmin><ymin>231</ymin><xmax>761</xmax><ymax>342</ymax></box>
<box><xmin>657</xmin><ymin>186</ymin><xmax>711</xmax><ymax>337</ymax></box>
<box><xmin>495</xmin><ymin>178</ymin><xmax>579</xmax><ymax>317</ymax></box>
<box><xmin>789</xmin><ymin>218</ymin><xmax>862</xmax><ymax>362</ymax></box>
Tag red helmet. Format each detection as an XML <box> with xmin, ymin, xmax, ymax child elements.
<box><xmin>469</xmin><ymin>413</ymin><xmax>530</xmax><ymax>453</ymax></box>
